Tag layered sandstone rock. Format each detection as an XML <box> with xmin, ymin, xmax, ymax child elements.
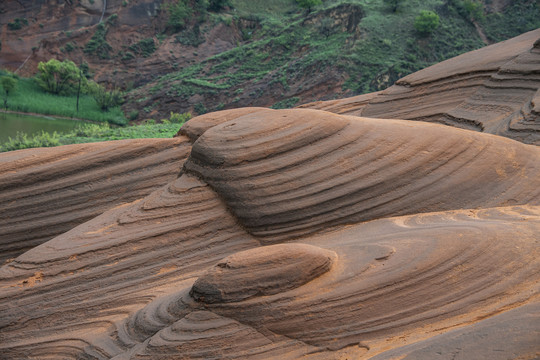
<box><xmin>0</xmin><ymin>137</ymin><xmax>191</xmax><ymax>263</ymax></box>
<box><xmin>300</xmin><ymin>28</ymin><xmax>540</xmax><ymax>145</ymax></box>
<box><xmin>0</xmin><ymin>108</ymin><xmax>538</xmax><ymax>359</ymax></box>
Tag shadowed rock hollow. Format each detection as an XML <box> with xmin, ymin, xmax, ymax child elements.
<box><xmin>0</xmin><ymin>32</ymin><xmax>539</xmax><ymax>360</ymax></box>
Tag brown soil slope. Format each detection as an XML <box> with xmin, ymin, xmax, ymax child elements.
<box><xmin>0</xmin><ymin>137</ymin><xmax>191</xmax><ymax>264</ymax></box>
<box><xmin>0</xmin><ymin>108</ymin><xmax>538</xmax><ymax>359</ymax></box>
<box><xmin>300</xmin><ymin>28</ymin><xmax>540</xmax><ymax>145</ymax></box>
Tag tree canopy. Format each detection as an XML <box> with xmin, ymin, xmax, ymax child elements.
<box><xmin>414</xmin><ymin>10</ymin><xmax>440</xmax><ymax>35</ymax></box>
<box><xmin>36</xmin><ymin>59</ymin><xmax>82</xmax><ymax>95</ymax></box>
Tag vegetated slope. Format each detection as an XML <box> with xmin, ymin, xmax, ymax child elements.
<box><xmin>1</xmin><ymin>0</ymin><xmax>538</xmax><ymax>121</ymax></box>
<box><xmin>0</xmin><ymin>108</ymin><xmax>538</xmax><ymax>359</ymax></box>
<box><xmin>124</xmin><ymin>0</ymin><xmax>540</xmax><ymax>119</ymax></box>
<box><xmin>0</xmin><ymin>137</ymin><xmax>191</xmax><ymax>264</ymax></box>
<box><xmin>301</xmin><ymin>28</ymin><xmax>540</xmax><ymax>145</ymax></box>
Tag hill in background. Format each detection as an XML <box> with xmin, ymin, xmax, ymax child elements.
<box><xmin>0</xmin><ymin>0</ymin><xmax>538</xmax><ymax>120</ymax></box>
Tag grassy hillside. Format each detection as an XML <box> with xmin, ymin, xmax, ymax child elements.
<box><xmin>0</xmin><ymin>72</ymin><xmax>127</xmax><ymax>125</ymax></box>
<box><xmin>127</xmin><ymin>0</ymin><xmax>540</xmax><ymax>117</ymax></box>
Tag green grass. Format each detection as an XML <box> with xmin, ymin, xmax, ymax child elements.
<box><xmin>0</xmin><ymin>121</ymin><xmax>184</xmax><ymax>152</ymax></box>
<box><xmin>0</xmin><ymin>76</ymin><xmax>127</xmax><ymax>125</ymax></box>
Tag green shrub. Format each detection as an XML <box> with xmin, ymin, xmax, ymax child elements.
<box><xmin>194</xmin><ymin>102</ymin><xmax>207</xmax><ymax>114</ymax></box>
<box><xmin>84</xmin><ymin>23</ymin><xmax>112</xmax><ymax>59</ymax></box>
<box><xmin>128</xmin><ymin>110</ymin><xmax>139</xmax><ymax>121</ymax></box>
<box><xmin>62</xmin><ymin>42</ymin><xmax>76</xmax><ymax>53</ymax></box>
<box><xmin>168</xmin><ymin>0</ymin><xmax>192</xmax><ymax>32</ymax></box>
<box><xmin>36</xmin><ymin>59</ymin><xmax>82</xmax><ymax>95</ymax></box>
<box><xmin>87</xmin><ymin>81</ymin><xmax>124</xmax><ymax>111</ymax></box>
<box><xmin>129</xmin><ymin>38</ymin><xmax>156</xmax><ymax>57</ymax></box>
<box><xmin>383</xmin><ymin>0</ymin><xmax>403</xmax><ymax>13</ymax></box>
<box><xmin>7</xmin><ymin>18</ymin><xmax>28</xmax><ymax>30</ymax></box>
<box><xmin>122</xmin><ymin>51</ymin><xmax>136</xmax><ymax>61</ymax></box>
<box><xmin>295</xmin><ymin>0</ymin><xmax>321</xmax><ymax>12</ymax></box>
<box><xmin>1</xmin><ymin>131</ymin><xmax>60</xmax><ymax>152</ymax></box>
<box><xmin>207</xmin><ymin>0</ymin><xmax>230</xmax><ymax>12</ymax></box>
<box><xmin>414</xmin><ymin>10</ymin><xmax>440</xmax><ymax>35</ymax></box>
<box><xmin>168</xmin><ymin>111</ymin><xmax>192</xmax><ymax>123</ymax></box>
<box><xmin>175</xmin><ymin>25</ymin><xmax>204</xmax><ymax>47</ymax></box>
<box><xmin>271</xmin><ymin>97</ymin><xmax>300</xmax><ymax>109</ymax></box>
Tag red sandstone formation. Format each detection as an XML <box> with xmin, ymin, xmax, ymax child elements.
<box><xmin>0</xmin><ymin>137</ymin><xmax>191</xmax><ymax>263</ymax></box>
<box><xmin>0</xmin><ymin>32</ymin><xmax>539</xmax><ymax>359</ymax></box>
<box><xmin>0</xmin><ymin>108</ymin><xmax>539</xmax><ymax>359</ymax></box>
<box><xmin>300</xmin><ymin>28</ymin><xmax>540</xmax><ymax>145</ymax></box>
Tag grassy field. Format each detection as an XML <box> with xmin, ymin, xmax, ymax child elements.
<box><xmin>0</xmin><ymin>75</ymin><xmax>127</xmax><ymax>125</ymax></box>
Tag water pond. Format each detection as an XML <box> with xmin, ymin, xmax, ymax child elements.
<box><xmin>0</xmin><ymin>112</ymin><xmax>82</xmax><ymax>143</ymax></box>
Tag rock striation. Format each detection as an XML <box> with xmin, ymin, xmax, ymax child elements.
<box><xmin>184</xmin><ymin>108</ymin><xmax>539</xmax><ymax>240</ymax></box>
<box><xmin>0</xmin><ymin>137</ymin><xmax>191</xmax><ymax>264</ymax></box>
<box><xmin>0</xmin><ymin>107</ymin><xmax>538</xmax><ymax>359</ymax></box>
<box><xmin>300</xmin><ymin>28</ymin><xmax>540</xmax><ymax>145</ymax></box>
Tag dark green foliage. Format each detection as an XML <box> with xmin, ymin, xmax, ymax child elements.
<box><xmin>7</xmin><ymin>18</ymin><xmax>28</xmax><ymax>30</ymax></box>
<box><xmin>383</xmin><ymin>0</ymin><xmax>403</xmax><ymax>13</ymax></box>
<box><xmin>122</xmin><ymin>51</ymin><xmax>136</xmax><ymax>61</ymax></box>
<box><xmin>207</xmin><ymin>0</ymin><xmax>230</xmax><ymax>12</ymax></box>
<box><xmin>129</xmin><ymin>38</ymin><xmax>156</xmax><ymax>57</ymax></box>
<box><xmin>480</xmin><ymin>1</ymin><xmax>540</xmax><ymax>43</ymax></box>
<box><xmin>194</xmin><ymin>102</ymin><xmax>208</xmax><ymax>114</ymax></box>
<box><xmin>295</xmin><ymin>0</ymin><xmax>321</xmax><ymax>12</ymax></box>
<box><xmin>414</xmin><ymin>10</ymin><xmax>440</xmax><ymax>35</ymax></box>
<box><xmin>88</xmin><ymin>82</ymin><xmax>124</xmax><ymax>111</ymax></box>
<box><xmin>448</xmin><ymin>0</ymin><xmax>484</xmax><ymax>22</ymax></box>
<box><xmin>62</xmin><ymin>42</ymin><xmax>76</xmax><ymax>53</ymax></box>
<box><xmin>128</xmin><ymin>110</ymin><xmax>139</xmax><ymax>120</ymax></box>
<box><xmin>175</xmin><ymin>25</ymin><xmax>204</xmax><ymax>46</ymax></box>
<box><xmin>167</xmin><ymin>0</ymin><xmax>192</xmax><ymax>31</ymax></box>
<box><xmin>318</xmin><ymin>18</ymin><xmax>333</xmax><ymax>39</ymax></box>
<box><xmin>1</xmin><ymin>75</ymin><xmax>17</xmax><ymax>109</ymax></box>
<box><xmin>84</xmin><ymin>23</ymin><xmax>112</xmax><ymax>59</ymax></box>
<box><xmin>271</xmin><ymin>97</ymin><xmax>300</xmax><ymax>109</ymax></box>
<box><xmin>106</xmin><ymin>13</ymin><xmax>118</xmax><ymax>25</ymax></box>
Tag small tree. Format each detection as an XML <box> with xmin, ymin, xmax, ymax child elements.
<box><xmin>414</xmin><ymin>10</ymin><xmax>440</xmax><ymax>35</ymax></box>
<box><xmin>296</xmin><ymin>0</ymin><xmax>322</xmax><ymax>13</ymax></box>
<box><xmin>36</xmin><ymin>59</ymin><xmax>81</xmax><ymax>95</ymax></box>
<box><xmin>87</xmin><ymin>81</ymin><xmax>123</xmax><ymax>111</ymax></box>
<box><xmin>0</xmin><ymin>76</ymin><xmax>17</xmax><ymax>109</ymax></box>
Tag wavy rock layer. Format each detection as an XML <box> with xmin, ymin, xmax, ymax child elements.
<box><xmin>0</xmin><ymin>138</ymin><xmax>191</xmax><ymax>264</ymax></box>
<box><xmin>184</xmin><ymin>108</ymin><xmax>540</xmax><ymax>240</ymax></box>
<box><xmin>0</xmin><ymin>107</ymin><xmax>539</xmax><ymax>359</ymax></box>
<box><xmin>0</xmin><ymin>174</ymin><xmax>258</xmax><ymax>358</ymax></box>
<box><xmin>81</xmin><ymin>206</ymin><xmax>540</xmax><ymax>359</ymax></box>
<box><xmin>300</xmin><ymin>29</ymin><xmax>540</xmax><ymax>145</ymax></box>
